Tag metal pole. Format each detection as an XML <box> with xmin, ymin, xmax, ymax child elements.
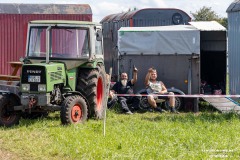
<box><xmin>46</xmin><ymin>26</ymin><xmax>51</xmax><ymax>64</ymax></box>
<box><xmin>103</xmin><ymin>67</ymin><xmax>112</xmax><ymax>137</ymax></box>
<box><xmin>188</xmin><ymin>58</ymin><xmax>192</xmax><ymax>94</ymax></box>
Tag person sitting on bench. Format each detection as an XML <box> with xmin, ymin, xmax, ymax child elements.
<box><xmin>145</xmin><ymin>67</ymin><xmax>178</xmax><ymax>113</ymax></box>
<box><xmin>111</xmin><ymin>67</ymin><xmax>141</xmax><ymax>114</ymax></box>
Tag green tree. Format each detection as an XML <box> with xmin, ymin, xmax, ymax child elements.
<box><xmin>191</xmin><ymin>6</ymin><xmax>219</xmax><ymax>21</ymax></box>
<box><xmin>218</xmin><ymin>17</ymin><xmax>228</xmax><ymax>29</ymax></box>
<box><xmin>191</xmin><ymin>6</ymin><xmax>228</xmax><ymax>28</ymax></box>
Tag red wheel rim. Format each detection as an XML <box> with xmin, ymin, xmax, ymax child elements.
<box><xmin>71</xmin><ymin>104</ymin><xmax>82</xmax><ymax>122</ymax></box>
<box><xmin>96</xmin><ymin>77</ymin><xmax>103</xmax><ymax>110</ymax></box>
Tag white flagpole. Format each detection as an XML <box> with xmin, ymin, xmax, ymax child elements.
<box><xmin>103</xmin><ymin>67</ymin><xmax>112</xmax><ymax>137</ymax></box>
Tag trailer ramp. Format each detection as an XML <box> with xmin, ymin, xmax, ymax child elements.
<box><xmin>203</xmin><ymin>97</ymin><xmax>240</xmax><ymax>113</ymax></box>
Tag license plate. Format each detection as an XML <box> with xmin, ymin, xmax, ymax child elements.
<box><xmin>28</xmin><ymin>75</ymin><xmax>40</xmax><ymax>82</ymax></box>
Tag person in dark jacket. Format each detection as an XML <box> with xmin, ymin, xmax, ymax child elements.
<box><xmin>106</xmin><ymin>74</ymin><xmax>118</xmax><ymax>109</ymax></box>
<box><xmin>111</xmin><ymin>67</ymin><xmax>141</xmax><ymax>114</ymax></box>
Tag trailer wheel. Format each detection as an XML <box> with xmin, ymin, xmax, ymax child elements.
<box><xmin>139</xmin><ymin>96</ymin><xmax>151</xmax><ymax>110</ymax></box>
<box><xmin>77</xmin><ymin>65</ymin><xmax>106</xmax><ymax>119</ymax></box>
<box><xmin>165</xmin><ymin>96</ymin><xmax>182</xmax><ymax>111</ymax></box>
<box><xmin>0</xmin><ymin>95</ymin><xmax>21</xmax><ymax>127</ymax></box>
<box><xmin>60</xmin><ymin>95</ymin><xmax>88</xmax><ymax>125</ymax></box>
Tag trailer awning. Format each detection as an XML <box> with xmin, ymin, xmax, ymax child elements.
<box><xmin>118</xmin><ymin>21</ymin><xmax>226</xmax><ymax>55</ymax></box>
<box><xmin>189</xmin><ymin>21</ymin><xmax>226</xmax><ymax>31</ymax></box>
<box><xmin>118</xmin><ymin>25</ymin><xmax>200</xmax><ymax>55</ymax></box>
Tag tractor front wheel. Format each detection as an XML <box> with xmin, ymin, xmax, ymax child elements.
<box><xmin>60</xmin><ymin>95</ymin><xmax>88</xmax><ymax>125</ymax></box>
<box><xmin>0</xmin><ymin>95</ymin><xmax>21</xmax><ymax>127</ymax></box>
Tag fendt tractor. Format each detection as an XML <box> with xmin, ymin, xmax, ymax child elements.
<box><xmin>0</xmin><ymin>20</ymin><xmax>107</xmax><ymax>127</ymax></box>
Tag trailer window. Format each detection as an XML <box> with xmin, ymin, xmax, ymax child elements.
<box><xmin>28</xmin><ymin>27</ymin><xmax>89</xmax><ymax>59</ymax></box>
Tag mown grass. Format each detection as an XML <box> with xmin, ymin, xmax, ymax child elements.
<box><xmin>1</xmin><ymin>109</ymin><xmax>240</xmax><ymax>159</ymax></box>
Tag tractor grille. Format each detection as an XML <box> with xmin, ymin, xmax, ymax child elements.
<box><xmin>50</xmin><ymin>71</ymin><xmax>62</xmax><ymax>81</ymax></box>
<box><xmin>21</xmin><ymin>65</ymin><xmax>46</xmax><ymax>92</ymax></box>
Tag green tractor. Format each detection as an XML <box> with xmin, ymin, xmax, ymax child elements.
<box><xmin>0</xmin><ymin>20</ymin><xmax>107</xmax><ymax>127</ymax></box>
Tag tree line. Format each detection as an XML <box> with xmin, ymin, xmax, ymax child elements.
<box><xmin>191</xmin><ymin>6</ymin><xmax>227</xmax><ymax>28</ymax></box>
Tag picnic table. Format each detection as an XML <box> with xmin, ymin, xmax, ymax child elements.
<box><xmin>0</xmin><ymin>61</ymin><xmax>23</xmax><ymax>83</ymax></box>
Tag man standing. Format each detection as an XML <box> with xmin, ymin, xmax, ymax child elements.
<box><xmin>111</xmin><ymin>67</ymin><xmax>140</xmax><ymax>114</ymax></box>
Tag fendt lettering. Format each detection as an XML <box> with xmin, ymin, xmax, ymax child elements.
<box><xmin>27</xmin><ymin>70</ymin><xmax>42</xmax><ymax>74</ymax></box>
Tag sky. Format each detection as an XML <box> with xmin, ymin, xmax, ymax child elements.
<box><xmin>0</xmin><ymin>0</ymin><xmax>234</xmax><ymax>22</ymax></box>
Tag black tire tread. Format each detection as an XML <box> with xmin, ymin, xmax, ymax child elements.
<box><xmin>0</xmin><ymin>95</ymin><xmax>21</xmax><ymax>127</ymax></box>
<box><xmin>77</xmin><ymin>65</ymin><xmax>106</xmax><ymax>119</ymax></box>
<box><xmin>60</xmin><ymin>95</ymin><xmax>88</xmax><ymax>125</ymax></box>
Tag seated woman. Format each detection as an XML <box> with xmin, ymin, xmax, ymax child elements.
<box><xmin>145</xmin><ymin>67</ymin><xmax>178</xmax><ymax>113</ymax></box>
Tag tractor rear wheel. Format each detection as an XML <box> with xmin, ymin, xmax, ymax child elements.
<box><xmin>77</xmin><ymin>66</ymin><xmax>106</xmax><ymax>119</ymax></box>
<box><xmin>60</xmin><ymin>95</ymin><xmax>88</xmax><ymax>125</ymax></box>
<box><xmin>0</xmin><ymin>95</ymin><xmax>21</xmax><ymax>127</ymax></box>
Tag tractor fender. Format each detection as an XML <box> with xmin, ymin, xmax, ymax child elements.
<box><xmin>63</xmin><ymin>91</ymin><xmax>90</xmax><ymax>109</ymax></box>
<box><xmin>0</xmin><ymin>91</ymin><xmax>20</xmax><ymax>102</ymax></box>
<box><xmin>0</xmin><ymin>91</ymin><xmax>9</xmax><ymax>95</ymax></box>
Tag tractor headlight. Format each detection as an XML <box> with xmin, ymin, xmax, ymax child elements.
<box><xmin>22</xmin><ymin>84</ymin><xmax>30</xmax><ymax>91</ymax></box>
<box><xmin>38</xmin><ymin>84</ymin><xmax>46</xmax><ymax>92</ymax></box>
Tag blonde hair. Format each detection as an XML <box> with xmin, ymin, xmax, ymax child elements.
<box><xmin>152</xmin><ymin>69</ymin><xmax>157</xmax><ymax>73</ymax></box>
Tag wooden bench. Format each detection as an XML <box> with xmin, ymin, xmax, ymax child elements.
<box><xmin>0</xmin><ymin>61</ymin><xmax>22</xmax><ymax>85</ymax></box>
<box><xmin>0</xmin><ymin>75</ymin><xmax>20</xmax><ymax>85</ymax></box>
<box><xmin>0</xmin><ymin>75</ymin><xmax>20</xmax><ymax>81</ymax></box>
<box><xmin>8</xmin><ymin>61</ymin><xmax>23</xmax><ymax>76</ymax></box>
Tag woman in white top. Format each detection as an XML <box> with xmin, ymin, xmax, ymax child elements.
<box><xmin>145</xmin><ymin>67</ymin><xmax>177</xmax><ymax>113</ymax></box>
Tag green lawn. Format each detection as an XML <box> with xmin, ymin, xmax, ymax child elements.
<box><xmin>0</xmin><ymin>110</ymin><xmax>240</xmax><ymax>159</ymax></box>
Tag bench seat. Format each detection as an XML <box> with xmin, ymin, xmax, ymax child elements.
<box><xmin>0</xmin><ymin>74</ymin><xmax>20</xmax><ymax>81</ymax></box>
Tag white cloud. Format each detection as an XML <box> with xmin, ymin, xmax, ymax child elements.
<box><xmin>152</xmin><ymin>0</ymin><xmax>168</xmax><ymax>8</ymax></box>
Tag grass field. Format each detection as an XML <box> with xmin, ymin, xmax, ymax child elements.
<box><xmin>1</xmin><ymin>108</ymin><xmax>240</xmax><ymax>159</ymax></box>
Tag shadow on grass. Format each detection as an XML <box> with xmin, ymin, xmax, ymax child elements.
<box><xmin>0</xmin><ymin>112</ymin><xmax>61</xmax><ymax>130</ymax></box>
<box><xmin>18</xmin><ymin>112</ymin><xmax>61</xmax><ymax>127</ymax></box>
<box><xmin>142</xmin><ymin>112</ymin><xmax>240</xmax><ymax>123</ymax></box>
<box><xmin>108</xmin><ymin>103</ymin><xmax>149</xmax><ymax>115</ymax></box>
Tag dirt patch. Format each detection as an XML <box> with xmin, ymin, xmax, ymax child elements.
<box><xmin>0</xmin><ymin>149</ymin><xmax>18</xmax><ymax>160</ymax></box>
<box><xmin>0</xmin><ymin>140</ymin><xmax>18</xmax><ymax>160</ymax></box>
